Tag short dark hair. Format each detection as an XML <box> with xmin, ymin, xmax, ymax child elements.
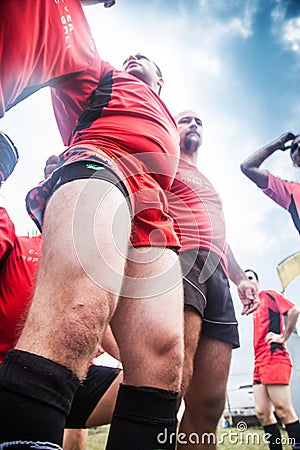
<box><xmin>290</xmin><ymin>135</ymin><xmax>300</xmax><ymax>162</ymax></box>
<box><xmin>245</xmin><ymin>269</ymin><xmax>259</xmax><ymax>281</ymax></box>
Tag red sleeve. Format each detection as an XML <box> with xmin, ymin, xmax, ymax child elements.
<box><xmin>51</xmin><ymin>57</ymin><xmax>113</xmax><ymax>145</ymax></box>
<box><xmin>261</xmin><ymin>173</ymin><xmax>295</xmax><ymax>211</ymax></box>
<box><xmin>267</xmin><ymin>289</ymin><xmax>295</xmax><ymax>315</ymax></box>
<box><xmin>0</xmin><ymin>207</ymin><xmax>16</xmax><ymax>260</ymax></box>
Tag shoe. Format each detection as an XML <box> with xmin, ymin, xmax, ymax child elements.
<box><xmin>0</xmin><ymin>132</ymin><xmax>19</xmax><ymax>184</ymax></box>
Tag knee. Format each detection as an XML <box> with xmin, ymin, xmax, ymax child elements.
<box><xmin>56</xmin><ymin>303</ymin><xmax>110</xmax><ymax>365</ymax></box>
<box><xmin>274</xmin><ymin>405</ymin><xmax>291</xmax><ymax>424</ymax></box>
<box><xmin>146</xmin><ymin>329</ymin><xmax>183</xmax><ymax>388</ymax></box>
<box><xmin>155</xmin><ymin>329</ymin><xmax>183</xmax><ymax>367</ymax></box>
<box><xmin>255</xmin><ymin>406</ymin><xmax>273</xmax><ymax>425</ymax></box>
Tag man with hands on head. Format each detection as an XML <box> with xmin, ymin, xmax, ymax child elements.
<box><xmin>241</xmin><ymin>132</ymin><xmax>300</xmax><ymax>234</ymax></box>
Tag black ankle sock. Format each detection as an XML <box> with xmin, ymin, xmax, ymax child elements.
<box><xmin>285</xmin><ymin>420</ymin><xmax>300</xmax><ymax>447</ymax></box>
<box><xmin>263</xmin><ymin>423</ymin><xmax>282</xmax><ymax>450</ymax></box>
<box><xmin>105</xmin><ymin>384</ymin><xmax>179</xmax><ymax>450</ymax></box>
<box><xmin>0</xmin><ymin>350</ymin><xmax>80</xmax><ymax>446</ymax></box>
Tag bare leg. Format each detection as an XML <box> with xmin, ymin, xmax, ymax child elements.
<box><xmin>17</xmin><ymin>179</ymin><xmax>130</xmax><ymax>379</ymax></box>
<box><xmin>253</xmin><ymin>384</ymin><xmax>283</xmax><ymax>450</ymax></box>
<box><xmin>253</xmin><ymin>384</ymin><xmax>277</xmax><ymax>426</ymax></box>
<box><xmin>267</xmin><ymin>385</ymin><xmax>298</xmax><ymax>425</ymax></box>
<box><xmin>178</xmin><ymin>335</ymin><xmax>232</xmax><ymax>450</ymax></box>
<box><xmin>181</xmin><ymin>307</ymin><xmax>202</xmax><ymax>397</ymax></box>
<box><xmin>111</xmin><ymin>247</ymin><xmax>184</xmax><ymax>390</ymax></box>
<box><xmin>85</xmin><ymin>371</ymin><xmax>123</xmax><ymax>427</ymax></box>
<box><xmin>105</xmin><ymin>247</ymin><xmax>184</xmax><ymax>449</ymax></box>
<box><xmin>63</xmin><ymin>429</ymin><xmax>88</xmax><ymax>450</ymax></box>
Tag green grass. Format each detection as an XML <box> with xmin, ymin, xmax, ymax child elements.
<box><xmin>87</xmin><ymin>426</ymin><xmax>293</xmax><ymax>449</ymax></box>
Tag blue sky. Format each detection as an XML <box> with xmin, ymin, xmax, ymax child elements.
<box><xmin>1</xmin><ymin>0</ymin><xmax>300</xmax><ymax>387</ymax></box>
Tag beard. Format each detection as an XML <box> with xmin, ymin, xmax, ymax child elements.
<box><xmin>183</xmin><ymin>134</ymin><xmax>200</xmax><ymax>153</ymax></box>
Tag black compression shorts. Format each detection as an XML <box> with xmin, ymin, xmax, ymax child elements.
<box><xmin>51</xmin><ymin>160</ymin><xmax>129</xmax><ymax>202</ymax></box>
<box><xmin>65</xmin><ymin>365</ymin><xmax>120</xmax><ymax>429</ymax></box>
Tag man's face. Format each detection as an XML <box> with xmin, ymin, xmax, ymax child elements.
<box><xmin>123</xmin><ymin>54</ymin><xmax>163</xmax><ymax>94</ymax></box>
<box><xmin>290</xmin><ymin>136</ymin><xmax>300</xmax><ymax>168</ymax></box>
<box><xmin>175</xmin><ymin>111</ymin><xmax>203</xmax><ymax>155</ymax></box>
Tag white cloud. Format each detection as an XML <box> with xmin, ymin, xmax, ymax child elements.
<box><xmin>271</xmin><ymin>2</ymin><xmax>300</xmax><ymax>54</ymax></box>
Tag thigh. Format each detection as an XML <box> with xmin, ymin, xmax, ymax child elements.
<box><xmin>267</xmin><ymin>384</ymin><xmax>294</xmax><ymax>412</ymax></box>
<box><xmin>17</xmin><ymin>179</ymin><xmax>130</xmax><ymax>375</ymax></box>
<box><xmin>253</xmin><ymin>384</ymin><xmax>273</xmax><ymax>414</ymax></box>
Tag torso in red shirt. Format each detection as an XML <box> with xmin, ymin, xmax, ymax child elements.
<box><xmin>253</xmin><ymin>289</ymin><xmax>294</xmax><ymax>367</ymax></box>
<box><xmin>261</xmin><ymin>173</ymin><xmax>300</xmax><ymax>234</ymax></box>
<box><xmin>57</xmin><ymin>61</ymin><xmax>180</xmax><ymax>190</ymax></box>
<box><xmin>0</xmin><ymin>0</ymin><xmax>100</xmax><ymax>144</ymax></box>
<box><xmin>168</xmin><ymin>159</ymin><xmax>227</xmax><ymax>270</ymax></box>
<box><xmin>0</xmin><ymin>207</ymin><xmax>41</xmax><ymax>363</ymax></box>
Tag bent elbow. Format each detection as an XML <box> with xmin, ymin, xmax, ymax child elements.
<box><xmin>240</xmin><ymin>162</ymin><xmax>250</xmax><ymax>176</ymax></box>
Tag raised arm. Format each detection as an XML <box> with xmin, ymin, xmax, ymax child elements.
<box><xmin>240</xmin><ymin>132</ymin><xmax>295</xmax><ymax>188</ymax></box>
<box><xmin>226</xmin><ymin>244</ymin><xmax>259</xmax><ymax>315</ymax></box>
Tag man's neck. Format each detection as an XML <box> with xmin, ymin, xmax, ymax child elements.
<box><xmin>180</xmin><ymin>152</ymin><xmax>198</xmax><ymax>166</ymax></box>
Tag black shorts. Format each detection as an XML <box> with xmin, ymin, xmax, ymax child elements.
<box><xmin>179</xmin><ymin>248</ymin><xmax>240</xmax><ymax>349</ymax></box>
<box><xmin>52</xmin><ymin>160</ymin><xmax>130</xmax><ymax>204</ymax></box>
<box><xmin>65</xmin><ymin>365</ymin><xmax>121</xmax><ymax>429</ymax></box>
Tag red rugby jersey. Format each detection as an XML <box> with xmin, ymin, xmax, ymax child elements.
<box><xmin>168</xmin><ymin>159</ymin><xmax>227</xmax><ymax>271</ymax></box>
<box><xmin>0</xmin><ymin>208</ymin><xmax>41</xmax><ymax>363</ymax></box>
<box><xmin>0</xmin><ymin>0</ymin><xmax>99</xmax><ymax>144</ymax></box>
<box><xmin>53</xmin><ymin>61</ymin><xmax>180</xmax><ymax>189</ymax></box>
<box><xmin>253</xmin><ymin>289</ymin><xmax>294</xmax><ymax>367</ymax></box>
<box><xmin>261</xmin><ymin>173</ymin><xmax>300</xmax><ymax>234</ymax></box>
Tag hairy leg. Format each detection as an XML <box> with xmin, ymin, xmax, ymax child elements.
<box><xmin>105</xmin><ymin>247</ymin><xmax>183</xmax><ymax>449</ymax></box>
<box><xmin>253</xmin><ymin>384</ymin><xmax>277</xmax><ymax>426</ymax></box>
<box><xmin>63</xmin><ymin>429</ymin><xmax>88</xmax><ymax>450</ymax></box>
<box><xmin>180</xmin><ymin>306</ymin><xmax>202</xmax><ymax>398</ymax></box>
<box><xmin>178</xmin><ymin>336</ymin><xmax>232</xmax><ymax>450</ymax></box>
<box><xmin>111</xmin><ymin>246</ymin><xmax>184</xmax><ymax>390</ymax></box>
<box><xmin>17</xmin><ymin>178</ymin><xmax>130</xmax><ymax>379</ymax></box>
<box><xmin>267</xmin><ymin>385</ymin><xmax>298</xmax><ymax>425</ymax></box>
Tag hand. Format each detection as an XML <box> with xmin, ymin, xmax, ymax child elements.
<box><xmin>44</xmin><ymin>155</ymin><xmax>59</xmax><ymax>179</ymax></box>
<box><xmin>276</xmin><ymin>132</ymin><xmax>296</xmax><ymax>151</ymax></box>
<box><xmin>265</xmin><ymin>331</ymin><xmax>284</xmax><ymax>344</ymax></box>
<box><xmin>81</xmin><ymin>0</ymin><xmax>116</xmax><ymax>6</ymax></box>
<box><xmin>237</xmin><ymin>279</ymin><xmax>260</xmax><ymax>315</ymax></box>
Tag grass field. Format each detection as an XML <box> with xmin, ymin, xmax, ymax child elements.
<box><xmin>86</xmin><ymin>425</ymin><xmax>293</xmax><ymax>449</ymax></box>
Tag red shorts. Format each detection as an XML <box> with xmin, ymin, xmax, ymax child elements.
<box><xmin>26</xmin><ymin>144</ymin><xmax>180</xmax><ymax>249</ymax></box>
<box><xmin>253</xmin><ymin>363</ymin><xmax>292</xmax><ymax>385</ymax></box>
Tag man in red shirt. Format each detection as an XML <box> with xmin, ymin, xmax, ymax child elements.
<box><xmin>245</xmin><ymin>269</ymin><xmax>300</xmax><ymax>450</ymax></box>
<box><xmin>168</xmin><ymin>111</ymin><xmax>259</xmax><ymax>450</ymax></box>
<box><xmin>0</xmin><ymin>24</ymin><xmax>183</xmax><ymax>450</ymax></box>
<box><xmin>240</xmin><ymin>132</ymin><xmax>300</xmax><ymax>235</ymax></box>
